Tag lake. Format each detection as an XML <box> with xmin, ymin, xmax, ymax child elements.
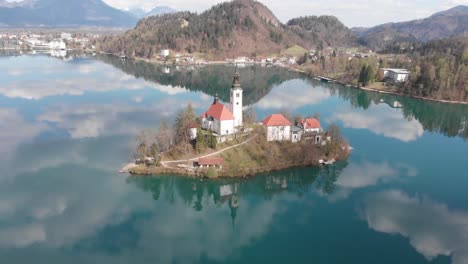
<box><xmin>0</xmin><ymin>53</ymin><xmax>467</xmax><ymax>264</ymax></box>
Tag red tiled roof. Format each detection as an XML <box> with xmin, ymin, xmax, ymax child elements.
<box><xmin>300</xmin><ymin>118</ymin><xmax>321</xmax><ymax>129</ymax></box>
<box><xmin>262</xmin><ymin>114</ymin><xmax>292</xmax><ymax>127</ymax></box>
<box><xmin>199</xmin><ymin>157</ymin><xmax>224</xmax><ymax>166</ymax></box>
<box><xmin>204</xmin><ymin>103</ymin><xmax>235</xmax><ymax>121</ymax></box>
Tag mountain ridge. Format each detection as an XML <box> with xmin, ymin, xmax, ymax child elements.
<box><xmin>355</xmin><ymin>5</ymin><xmax>468</xmax><ymax>49</ymax></box>
<box><xmin>128</xmin><ymin>6</ymin><xmax>177</xmax><ymax>19</ymax></box>
<box><xmin>98</xmin><ymin>0</ymin><xmax>355</xmax><ymax>58</ymax></box>
<box><xmin>0</xmin><ymin>0</ymin><xmax>137</xmax><ymax>27</ymax></box>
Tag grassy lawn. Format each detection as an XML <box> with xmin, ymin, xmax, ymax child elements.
<box><xmin>282</xmin><ymin>45</ymin><xmax>308</xmax><ymax>57</ymax></box>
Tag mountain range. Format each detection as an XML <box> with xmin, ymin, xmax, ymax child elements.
<box><xmin>128</xmin><ymin>6</ymin><xmax>177</xmax><ymax>19</ymax></box>
<box><xmin>355</xmin><ymin>5</ymin><xmax>468</xmax><ymax>49</ymax></box>
<box><xmin>0</xmin><ymin>0</ymin><xmax>137</xmax><ymax>27</ymax></box>
<box><xmin>97</xmin><ymin>0</ymin><xmax>356</xmax><ymax>58</ymax></box>
<box><xmin>0</xmin><ymin>0</ymin><xmax>467</xmax><ymax>53</ymax></box>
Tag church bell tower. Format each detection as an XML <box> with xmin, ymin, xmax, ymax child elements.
<box><xmin>230</xmin><ymin>68</ymin><xmax>243</xmax><ymax>127</ymax></box>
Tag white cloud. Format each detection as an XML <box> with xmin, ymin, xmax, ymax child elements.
<box><xmin>362</xmin><ymin>190</ymin><xmax>468</xmax><ymax>264</ymax></box>
<box><xmin>329</xmin><ymin>103</ymin><xmax>424</xmax><ymax>142</ymax></box>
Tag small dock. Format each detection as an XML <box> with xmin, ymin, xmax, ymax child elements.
<box><xmin>317</xmin><ymin>76</ymin><xmax>333</xmax><ymax>83</ymax></box>
<box><xmin>319</xmin><ymin>159</ymin><xmax>336</xmax><ymax>165</ymax></box>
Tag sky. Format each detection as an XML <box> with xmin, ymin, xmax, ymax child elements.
<box><xmin>5</xmin><ymin>0</ymin><xmax>468</xmax><ymax>27</ymax></box>
<box><xmin>101</xmin><ymin>0</ymin><xmax>468</xmax><ymax>27</ymax></box>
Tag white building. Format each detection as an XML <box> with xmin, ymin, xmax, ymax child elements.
<box><xmin>188</xmin><ymin>124</ymin><xmax>198</xmax><ymax>141</ymax></box>
<box><xmin>229</xmin><ymin>70</ymin><xmax>243</xmax><ymax>127</ymax></box>
<box><xmin>200</xmin><ymin>70</ymin><xmax>243</xmax><ymax>141</ymax></box>
<box><xmin>262</xmin><ymin>114</ymin><xmax>292</xmax><ymax>142</ymax></box>
<box><xmin>160</xmin><ymin>49</ymin><xmax>170</xmax><ymax>57</ymax></box>
<box><xmin>381</xmin><ymin>68</ymin><xmax>410</xmax><ymax>83</ymax></box>
<box><xmin>201</xmin><ymin>95</ymin><xmax>235</xmax><ymax>136</ymax></box>
<box><xmin>61</xmin><ymin>32</ymin><xmax>72</xmax><ymax>40</ymax></box>
<box><xmin>49</xmin><ymin>40</ymin><xmax>66</xmax><ymax>50</ymax></box>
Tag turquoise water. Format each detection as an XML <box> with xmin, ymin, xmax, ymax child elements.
<box><xmin>0</xmin><ymin>53</ymin><xmax>467</xmax><ymax>263</ymax></box>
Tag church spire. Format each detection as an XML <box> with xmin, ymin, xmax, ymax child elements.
<box><xmin>232</xmin><ymin>66</ymin><xmax>241</xmax><ymax>89</ymax></box>
<box><xmin>230</xmin><ymin>68</ymin><xmax>243</xmax><ymax>127</ymax></box>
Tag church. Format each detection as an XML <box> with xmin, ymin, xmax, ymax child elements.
<box><xmin>201</xmin><ymin>70</ymin><xmax>243</xmax><ymax>141</ymax></box>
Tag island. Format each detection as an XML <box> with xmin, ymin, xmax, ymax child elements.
<box><xmin>124</xmin><ymin>70</ymin><xmax>351</xmax><ymax>178</ymax></box>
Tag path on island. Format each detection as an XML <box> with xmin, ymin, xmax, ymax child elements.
<box><xmin>160</xmin><ymin>136</ymin><xmax>256</xmax><ymax>169</ymax></box>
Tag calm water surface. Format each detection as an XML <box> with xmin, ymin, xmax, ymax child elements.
<box><xmin>0</xmin><ymin>53</ymin><xmax>467</xmax><ymax>264</ymax></box>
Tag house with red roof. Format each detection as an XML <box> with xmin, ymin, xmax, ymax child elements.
<box><xmin>197</xmin><ymin>157</ymin><xmax>225</xmax><ymax>169</ymax></box>
<box><xmin>201</xmin><ymin>95</ymin><xmax>235</xmax><ymax>136</ymax></box>
<box><xmin>298</xmin><ymin>118</ymin><xmax>322</xmax><ymax>133</ymax></box>
<box><xmin>262</xmin><ymin>114</ymin><xmax>292</xmax><ymax>142</ymax></box>
<box><xmin>294</xmin><ymin>117</ymin><xmax>323</xmax><ymax>144</ymax></box>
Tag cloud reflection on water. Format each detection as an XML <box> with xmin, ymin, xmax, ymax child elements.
<box><xmin>0</xmin><ymin>169</ymin><xmax>288</xmax><ymax>263</ymax></box>
<box><xmin>255</xmin><ymin>79</ymin><xmax>331</xmax><ymax>110</ymax></box>
<box><xmin>321</xmin><ymin>161</ymin><xmax>417</xmax><ymax>201</ymax></box>
<box><xmin>0</xmin><ymin>59</ymin><xmax>188</xmax><ymax>100</ymax></box>
<box><xmin>362</xmin><ymin>190</ymin><xmax>468</xmax><ymax>264</ymax></box>
<box><xmin>330</xmin><ymin>104</ymin><xmax>424</xmax><ymax>142</ymax></box>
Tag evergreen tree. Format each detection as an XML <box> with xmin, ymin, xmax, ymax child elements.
<box><xmin>365</xmin><ymin>65</ymin><xmax>375</xmax><ymax>85</ymax></box>
<box><xmin>195</xmin><ymin>129</ymin><xmax>206</xmax><ymax>153</ymax></box>
<box><xmin>359</xmin><ymin>65</ymin><xmax>367</xmax><ymax>85</ymax></box>
<box><xmin>208</xmin><ymin>130</ymin><xmax>217</xmax><ymax>149</ymax></box>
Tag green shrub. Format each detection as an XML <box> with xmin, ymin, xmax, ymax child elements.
<box><xmin>206</xmin><ymin>167</ymin><xmax>218</xmax><ymax>178</ymax></box>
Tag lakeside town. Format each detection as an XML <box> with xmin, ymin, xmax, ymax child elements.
<box><xmin>1</xmin><ymin>30</ymin><xmax>421</xmax><ymax>108</ymax></box>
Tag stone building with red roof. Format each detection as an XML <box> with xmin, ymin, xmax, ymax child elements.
<box><xmin>200</xmin><ymin>70</ymin><xmax>244</xmax><ymax>142</ymax></box>
<box><xmin>262</xmin><ymin>114</ymin><xmax>292</xmax><ymax>142</ymax></box>
<box><xmin>298</xmin><ymin>118</ymin><xmax>322</xmax><ymax>133</ymax></box>
<box><xmin>201</xmin><ymin>95</ymin><xmax>235</xmax><ymax>137</ymax></box>
<box><xmin>262</xmin><ymin>114</ymin><xmax>324</xmax><ymax>144</ymax></box>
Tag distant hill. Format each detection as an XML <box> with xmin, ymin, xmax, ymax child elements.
<box><xmin>356</xmin><ymin>5</ymin><xmax>468</xmax><ymax>50</ymax></box>
<box><xmin>0</xmin><ymin>0</ymin><xmax>137</xmax><ymax>27</ymax></box>
<box><xmin>98</xmin><ymin>0</ymin><xmax>359</xmax><ymax>59</ymax></box>
<box><xmin>128</xmin><ymin>6</ymin><xmax>177</xmax><ymax>19</ymax></box>
<box><xmin>98</xmin><ymin>0</ymin><xmax>311</xmax><ymax>59</ymax></box>
<box><xmin>286</xmin><ymin>16</ymin><xmax>357</xmax><ymax>48</ymax></box>
<box><xmin>146</xmin><ymin>6</ymin><xmax>177</xmax><ymax>17</ymax></box>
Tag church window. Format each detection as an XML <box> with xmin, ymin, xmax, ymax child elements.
<box><xmin>236</xmin><ymin>93</ymin><xmax>240</xmax><ymax>97</ymax></box>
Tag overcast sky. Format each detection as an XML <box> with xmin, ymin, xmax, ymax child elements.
<box><xmin>103</xmin><ymin>0</ymin><xmax>468</xmax><ymax>27</ymax></box>
<box><xmin>6</xmin><ymin>0</ymin><xmax>468</xmax><ymax>27</ymax></box>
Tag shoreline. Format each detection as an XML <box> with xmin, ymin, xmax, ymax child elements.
<box><xmin>120</xmin><ymin>53</ymin><xmax>468</xmax><ymax>106</ymax></box>
<box><xmin>127</xmin><ymin>158</ymin><xmax>347</xmax><ymax>179</ymax></box>
<box><xmin>124</xmin><ymin>130</ymin><xmax>351</xmax><ymax>179</ymax></box>
<box><xmin>286</xmin><ymin>67</ymin><xmax>468</xmax><ymax>106</ymax></box>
